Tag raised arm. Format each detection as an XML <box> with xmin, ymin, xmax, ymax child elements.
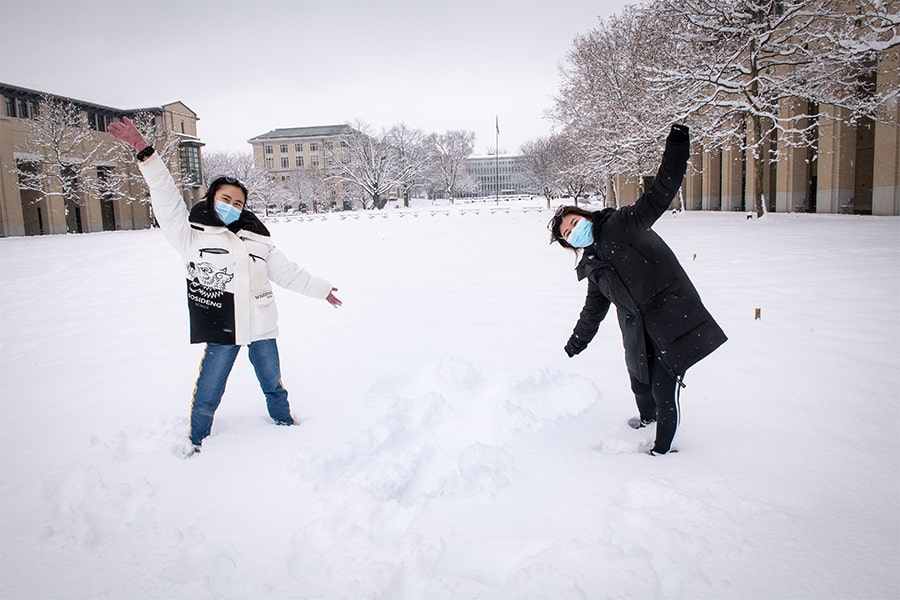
<box><xmin>629</xmin><ymin>124</ymin><xmax>691</xmax><ymax>230</ymax></box>
<box><xmin>108</xmin><ymin>116</ymin><xmax>194</xmax><ymax>255</ymax></box>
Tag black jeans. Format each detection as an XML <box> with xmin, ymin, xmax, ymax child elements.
<box><xmin>629</xmin><ymin>342</ymin><xmax>679</xmax><ymax>454</ymax></box>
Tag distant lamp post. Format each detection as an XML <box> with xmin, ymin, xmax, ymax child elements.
<box><xmin>495</xmin><ymin>115</ymin><xmax>500</xmax><ymax>204</ymax></box>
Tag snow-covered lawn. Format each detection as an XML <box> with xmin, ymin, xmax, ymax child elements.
<box><xmin>1</xmin><ymin>208</ymin><xmax>898</xmax><ymax>599</ymax></box>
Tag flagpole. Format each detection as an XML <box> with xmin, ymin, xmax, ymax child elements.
<box><xmin>495</xmin><ymin>115</ymin><xmax>499</xmax><ymax>205</ymax></box>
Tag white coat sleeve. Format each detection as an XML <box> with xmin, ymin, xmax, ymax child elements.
<box><xmin>266</xmin><ymin>246</ymin><xmax>334</xmax><ymax>300</ymax></box>
<box><xmin>137</xmin><ymin>153</ymin><xmax>194</xmax><ymax>257</ymax></box>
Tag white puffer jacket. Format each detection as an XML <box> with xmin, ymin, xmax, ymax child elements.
<box><xmin>139</xmin><ymin>153</ymin><xmax>333</xmax><ymax>345</ymax></box>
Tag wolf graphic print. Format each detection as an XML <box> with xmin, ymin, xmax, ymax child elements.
<box><xmin>186</xmin><ymin>260</ymin><xmax>237</xmax><ymax>344</ymax></box>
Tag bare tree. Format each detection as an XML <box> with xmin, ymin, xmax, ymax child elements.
<box><xmin>522</xmin><ymin>133</ymin><xmax>598</xmax><ymax>208</ymax></box>
<box><xmin>327</xmin><ymin>122</ymin><xmax>399</xmax><ymax>210</ymax></box>
<box><xmin>553</xmin><ymin>0</ymin><xmax>892</xmax><ymax>216</ymax></box>
<box><xmin>280</xmin><ymin>166</ymin><xmax>333</xmax><ymax>212</ymax></box>
<box><xmin>553</xmin><ymin>5</ymin><xmax>684</xmax><ymax>185</ymax></box>
<box><xmin>647</xmin><ymin>0</ymin><xmax>892</xmax><ymax>216</ymax></box>
<box><xmin>521</xmin><ymin>136</ymin><xmax>561</xmax><ymax>208</ymax></box>
<box><xmin>103</xmin><ymin>111</ymin><xmax>189</xmax><ymax>207</ymax></box>
<box><xmin>11</xmin><ymin>95</ymin><xmax>113</xmax><ymax>218</ymax></box>
<box><xmin>426</xmin><ymin>130</ymin><xmax>476</xmax><ymax>202</ymax></box>
<box><xmin>385</xmin><ymin>123</ymin><xmax>430</xmax><ymax>207</ymax></box>
<box><xmin>556</xmin><ymin>134</ymin><xmax>595</xmax><ymax>202</ymax></box>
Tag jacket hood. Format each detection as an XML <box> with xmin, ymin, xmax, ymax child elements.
<box><xmin>591</xmin><ymin>207</ymin><xmax>616</xmax><ymax>233</ymax></box>
<box><xmin>574</xmin><ymin>207</ymin><xmax>617</xmax><ymax>281</ymax></box>
<box><xmin>188</xmin><ymin>202</ymin><xmax>271</xmax><ymax>237</ymax></box>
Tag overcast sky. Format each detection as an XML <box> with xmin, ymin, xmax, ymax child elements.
<box><xmin>0</xmin><ymin>0</ymin><xmax>631</xmax><ymax>155</ymax></box>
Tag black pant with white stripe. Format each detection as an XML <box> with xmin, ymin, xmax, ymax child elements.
<box><xmin>629</xmin><ymin>340</ymin><xmax>679</xmax><ymax>454</ymax></box>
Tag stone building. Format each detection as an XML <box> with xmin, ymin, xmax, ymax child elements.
<box><xmin>608</xmin><ymin>48</ymin><xmax>899</xmax><ymax>216</ymax></box>
<box><xmin>465</xmin><ymin>154</ymin><xmax>530</xmax><ymax>198</ymax></box>
<box><xmin>248</xmin><ymin>125</ymin><xmax>354</xmax><ymax>179</ymax></box>
<box><xmin>0</xmin><ymin>83</ymin><xmax>204</xmax><ymax>237</ymax></box>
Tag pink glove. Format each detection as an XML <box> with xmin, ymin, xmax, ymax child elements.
<box><xmin>326</xmin><ymin>288</ymin><xmax>343</xmax><ymax>308</ymax></box>
<box><xmin>108</xmin><ymin>116</ymin><xmax>149</xmax><ymax>154</ymax></box>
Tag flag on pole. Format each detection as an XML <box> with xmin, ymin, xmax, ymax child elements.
<box><xmin>496</xmin><ymin>116</ymin><xmax>500</xmax><ymax>136</ymax></box>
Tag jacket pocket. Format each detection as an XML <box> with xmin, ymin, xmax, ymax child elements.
<box><xmin>199</xmin><ymin>247</ymin><xmax>230</xmax><ymax>257</ymax></box>
<box><xmin>251</xmin><ymin>288</ymin><xmax>278</xmax><ymax>335</ymax></box>
<box><xmin>252</xmin><ymin>288</ymin><xmax>274</xmax><ymax>305</ymax></box>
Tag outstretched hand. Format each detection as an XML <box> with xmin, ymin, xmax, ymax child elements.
<box><xmin>326</xmin><ymin>288</ymin><xmax>343</xmax><ymax>308</ymax></box>
<box><xmin>108</xmin><ymin>116</ymin><xmax>150</xmax><ymax>154</ymax></box>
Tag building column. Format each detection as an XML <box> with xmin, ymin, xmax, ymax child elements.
<box><xmin>614</xmin><ymin>173</ymin><xmax>640</xmax><ymax>207</ymax></box>
<box><xmin>721</xmin><ymin>144</ymin><xmax>744</xmax><ymax>211</ymax></box>
<box><xmin>816</xmin><ymin>105</ymin><xmax>856</xmax><ymax>213</ymax></box>
<box><xmin>81</xmin><ymin>185</ymin><xmax>104</xmax><ymax>233</ymax></box>
<box><xmin>605</xmin><ymin>177</ymin><xmax>616</xmax><ymax>208</ymax></box>
<box><xmin>702</xmin><ymin>148</ymin><xmax>721</xmax><ymax>211</ymax></box>
<box><xmin>0</xmin><ymin>151</ymin><xmax>25</xmax><ymax>237</ymax></box>
<box><xmin>776</xmin><ymin>98</ymin><xmax>811</xmax><ymax>212</ymax></box>
<box><xmin>683</xmin><ymin>145</ymin><xmax>703</xmax><ymax>210</ymax></box>
<box><xmin>873</xmin><ymin>46</ymin><xmax>900</xmax><ymax>216</ymax></box>
<box><xmin>42</xmin><ymin>175</ymin><xmax>69</xmax><ymax>235</ymax></box>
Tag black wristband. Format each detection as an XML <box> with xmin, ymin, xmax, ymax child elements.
<box><xmin>136</xmin><ymin>146</ymin><xmax>155</xmax><ymax>162</ymax></box>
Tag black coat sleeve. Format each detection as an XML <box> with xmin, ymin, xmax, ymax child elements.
<box><xmin>565</xmin><ymin>279</ymin><xmax>611</xmax><ymax>356</ymax></box>
<box><xmin>631</xmin><ymin>125</ymin><xmax>690</xmax><ymax>230</ymax></box>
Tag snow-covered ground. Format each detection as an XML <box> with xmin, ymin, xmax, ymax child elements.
<box><xmin>1</xmin><ymin>207</ymin><xmax>898</xmax><ymax>600</ymax></box>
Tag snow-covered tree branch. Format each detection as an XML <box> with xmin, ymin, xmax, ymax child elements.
<box><xmin>426</xmin><ymin>130</ymin><xmax>476</xmax><ymax>202</ymax></box>
<box><xmin>552</xmin><ymin>0</ymin><xmax>893</xmax><ymax>216</ymax></box>
<box><xmin>11</xmin><ymin>95</ymin><xmax>113</xmax><ymax>208</ymax></box>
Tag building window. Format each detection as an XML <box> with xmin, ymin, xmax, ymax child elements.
<box><xmin>179</xmin><ymin>144</ymin><xmax>203</xmax><ymax>187</ymax></box>
<box><xmin>265</xmin><ymin>145</ymin><xmax>273</xmax><ymax>155</ymax></box>
<box><xmin>17</xmin><ymin>98</ymin><xmax>32</xmax><ymax>119</ymax></box>
<box><xmin>295</xmin><ymin>156</ymin><xmax>304</xmax><ymax>167</ymax></box>
<box><xmin>87</xmin><ymin>112</ymin><xmax>108</xmax><ymax>132</ymax></box>
<box><xmin>341</xmin><ymin>141</ymin><xmax>349</xmax><ymax>148</ymax></box>
<box><xmin>281</xmin><ymin>157</ymin><xmax>289</xmax><ymax>168</ymax></box>
<box><xmin>325</xmin><ymin>141</ymin><xmax>333</xmax><ymax>151</ymax></box>
<box><xmin>294</xmin><ymin>143</ymin><xmax>303</xmax><ymax>152</ymax></box>
<box><xmin>265</xmin><ymin>157</ymin><xmax>274</xmax><ymax>169</ymax></box>
<box><xmin>280</xmin><ymin>144</ymin><xmax>288</xmax><ymax>153</ymax></box>
<box><xmin>310</xmin><ymin>142</ymin><xmax>319</xmax><ymax>152</ymax></box>
<box><xmin>311</xmin><ymin>155</ymin><xmax>319</xmax><ymax>166</ymax></box>
<box><xmin>6</xmin><ymin>97</ymin><xmax>36</xmax><ymax>119</ymax></box>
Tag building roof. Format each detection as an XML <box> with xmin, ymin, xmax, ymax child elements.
<box><xmin>0</xmin><ymin>82</ymin><xmax>192</xmax><ymax>117</ymax></box>
<box><xmin>248</xmin><ymin>124</ymin><xmax>356</xmax><ymax>142</ymax></box>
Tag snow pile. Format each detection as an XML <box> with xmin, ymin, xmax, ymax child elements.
<box><xmin>1</xmin><ymin>209</ymin><xmax>898</xmax><ymax>599</ymax></box>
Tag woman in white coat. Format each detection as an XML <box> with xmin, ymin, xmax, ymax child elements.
<box><xmin>109</xmin><ymin>117</ymin><xmax>342</xmax><ymax>457</ymax></box>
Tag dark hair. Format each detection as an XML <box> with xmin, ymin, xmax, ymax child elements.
<box><xmin>548</xmin><ymin>205</ymin><xmax>595</xmax><ymax>250</ymax></box>
<box><xmin>203</xmin><ymin>176</ymin><xmax>249</xmax><ymax>212</ymax></box>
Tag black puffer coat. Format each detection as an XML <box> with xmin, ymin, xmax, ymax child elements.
<box><xmin>566</xmin><ymin>132</ymin><xmax>726</xmax><ymax>383</ymax></box>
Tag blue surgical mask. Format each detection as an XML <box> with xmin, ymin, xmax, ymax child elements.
<box><xmin>214</xmin><ymin>201</ymin><xmax>242</xmax><ymax>225</ymax></box>
<box><xmin>566</xmin><ymin>218</ymin><xmax>594</xmax><ymax>248</ymax></box>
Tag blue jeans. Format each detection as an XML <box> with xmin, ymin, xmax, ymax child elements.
<box><xmin>190</xmin><ymin>338</ymin><xmax>292</xmax><ymax>446</ymax></box>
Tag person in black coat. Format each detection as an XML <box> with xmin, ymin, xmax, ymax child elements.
<box><xmin>548</xmin><ymin>124</ymin><xmax>726</xmax><ymax>455</ymax></box>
